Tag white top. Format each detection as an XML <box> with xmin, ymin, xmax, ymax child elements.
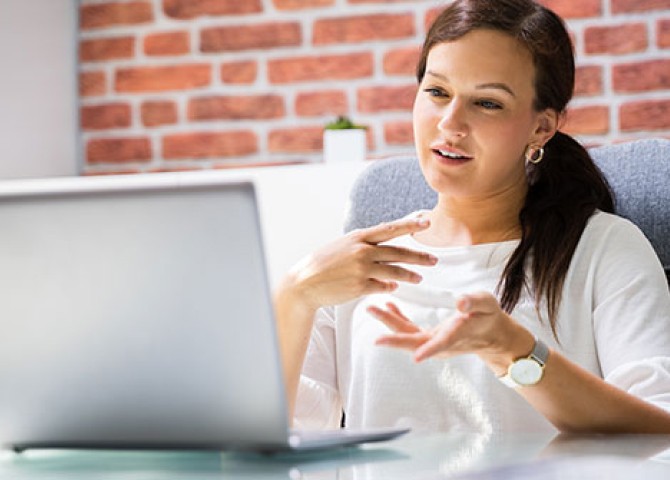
<box><xmin>294</xmin><ymin>211</ymin><xmax>670</xmax><ymax>434</ymax></box>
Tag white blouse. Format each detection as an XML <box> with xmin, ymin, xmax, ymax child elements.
<box><xmin>294</xmin><ymin>211</ymin><xmax>670</xmax><ymax>434</ymax></box>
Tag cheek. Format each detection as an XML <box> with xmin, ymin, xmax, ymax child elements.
<box><xmin>475</xmin><ymin>115</ymin><xmax>535</xmax><ymax>153</ymax></box>
<box><xmin>412</xmin><ymin>97</ymin><xmax>438</xmax><ymax>141</ymax></box>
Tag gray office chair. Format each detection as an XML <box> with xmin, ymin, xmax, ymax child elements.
<box><xmin>344</xmin><ymin>139</ymin><xmax>670</xmax><ymax>285</ymax></box>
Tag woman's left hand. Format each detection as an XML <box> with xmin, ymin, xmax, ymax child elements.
<box><xmin>368</xmin><ymin>292</ymin><xmax>529</xmax><ymax>367</ymax></box>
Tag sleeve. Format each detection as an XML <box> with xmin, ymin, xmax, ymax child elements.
<box><xmin>591</xmin><ymin>217</ymin><xmax>670</xmax><ymax>412</ymax></box>
<box><xmin>293</xmin><ymin>306</ymin><xmax>343</xmax><ymax>429</ymax></box>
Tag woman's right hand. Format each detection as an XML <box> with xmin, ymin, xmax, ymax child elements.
<box><xmin>281</xmin><ymin>216</ymin><xmax>438</xmax><ymax>311</ymax></box>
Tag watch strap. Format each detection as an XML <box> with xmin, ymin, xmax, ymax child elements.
<box><xmin>528</xmin><ymin>336</ymin><xmax>549</xmax><ymax>367</ymax></box>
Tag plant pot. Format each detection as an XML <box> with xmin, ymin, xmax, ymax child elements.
<box><xmin>323</xmin><ymin>129</ymin><xmax>366</xmax><ymax>163</ymax></box>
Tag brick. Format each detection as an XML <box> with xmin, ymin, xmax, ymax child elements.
<box><xmin>187</xmin><ymin>95</ymin><xmax>285</xmax><ymax>121</ymax></box>
<box><xmin>384</xmin><ymin>121</ymin><xmax>414</xmax><ymax>145</ymax></box>
<box><xmin>620</xmin><ymin>99</ymin><xmax>670</xmax><ymax>131</ymax></box>
<box><xmin>268</xmin><ymin>127</ymin><xmax>324</xmax><ymax>153</ymax></box>
<box><xmin>80</xmin><ymin>1</ymin><xmax>153</xmax><ymax>30</ymax></box>
<box><xmin>115</xmin><ymin>64</ymin><xmax>211</xmax><ymax>93</ymax></box>
<box><xmin>539</xmin><ymin>0</ymin><xmax>601</xmax><ymax>18</ymax></box>
<box><xmin>213</xmin><ymin>160</ymin><xmax>307</xmax><ymax>169</ymax></box>
<box><xmin>144</xmin><ymin>31</ymin><xmax>190</xmax><ymax>56</ymax></box>
<box><xmin>201</xmin><ymin>22</ymin><xmax>301</xmax><ymax>52</ymax></box>
<box><xmin>149</xmin><ymin>166</ymin><xmax>202</xmax><ymax>173</ymax></box>
<box><xmin>384</xmin><ymin>46</ymin><xmax>421</xmax><ymax>76</ymax></box>
<box><xmin>80</xmin><ymin>37</ymin><xmax>134</xmax><ymax>62</ymax></box>
<box><xmin>584</xmin><ymin>23</ymin><xmax>647</xmax><ymax>55</ymax></box>
<box><xmin>141</xmin><ymin>101</ymin><xmax>178</xmax><ymax>127</ymax></box>
<box><xmin>221</xmin><ymin>61</ymin><xmax>257</xmax><ymax>84</ymax></box>
<box><xmin>162</xmin><ymin>131</ymin><xmax>257</xmax><ymax>159</ymax></box>
<box><xmin>269</xmin><ymin>52</ymin><xmax>373</xmax><ymax>84</ymax></box>
<box><xmin>612</xmin><ymin>0</ymin><xmax>670</xmax><ymax>13</ymax></box>
<box><xmin>162</xmin><ymin>0</ymin><xmax>262</xmax><ymax>19</ymax></box>
<box><xmin>81</xmin><ymin>103</ymin><xmax>132</xmax><ymax>130</ymax></box>
<box><xmin>313</xmin><ymin>13</ymin><xmax>415</xmax><ymax>45</ymax></box>
<box><xmin>658</xmin><ymin>19</ymin><xmax>670</xmax><ymax>48</ymax></box>
<box><xmin>574</xmin><ymin>66</ymin><xmax>603</xmax><ymax>96</ymax></box>
<box><xmin>273</xmin><ymin>0</ymin><xmax>334</xmax><ymax>9</ymax></box>
<box><xmin>613</xmin><ymin>59</ymin><xmax>670</xmax><ymax>93</ymax></box>
<box><xmin>80</xmin><ymin>71</ymin><xmax>106</xmax><ymax>97</ymax></box>
<box><xmin>563</xmin><ymin>105</ymin><xmax>609</xmax><ymax>135</ymax></box>
<box><xmin>295</xmin><ymin>90</ymin><xmax>348</xmax><ymax>117</ymax></box>
<box><xmin>86</xmin><ymin>137</ymin><xmax>152</xmax><ymax>164</ymax></box>
<box><xmin>357</xmin><ymin>84</ymin><xmax>417</xmax><ymax>113</ymax></box>
<box><xmin>85</xmin><ymin>168</ymin><xmax>142</xmax><ymax>176</ymax></box>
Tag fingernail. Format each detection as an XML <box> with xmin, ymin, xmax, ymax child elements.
<box><xmin>412</xmin><ymin>273</ymin><xmax>423</xmax><ymax>283</ymax></box>
<box><xmin>417</xmin><ymin>218</ymin><xmax>429</xmax><ymax>226</ymax></box>
<box><xmin>428</xmin><ymin>255</ymin><xmax>438</xmax><ymax>264</ymax></box>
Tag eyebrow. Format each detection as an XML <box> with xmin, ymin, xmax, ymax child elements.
<box><xmin>425</xmin><ymin>70</ymin><xmax>517</xmax><ymax>98</ymax></box>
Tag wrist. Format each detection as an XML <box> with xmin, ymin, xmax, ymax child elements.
<box><xmin>479</xmin><ymin>323</ymin><xmax>536</xmax><ymax>377</ymax></box>
<box><xmin>275</xmin><ymin>271</ymin><xmax>320</xmax><ymax>318</ymax></box>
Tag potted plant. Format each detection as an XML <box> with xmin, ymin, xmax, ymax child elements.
<box><xmin>323</xmin><ymin>116</ymin><xmax>367</xmax><ymax>163</ymax></box>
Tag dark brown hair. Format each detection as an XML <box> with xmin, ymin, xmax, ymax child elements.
<box><xmin>417</xmin><ymin>0</ymin><xmax>614</xmax><ymax>336</ymax></box>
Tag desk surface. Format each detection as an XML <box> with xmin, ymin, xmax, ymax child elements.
<box><xmin>2</xmin><ymin>432</ymin><xmax>670</xmax><ymax>479</ymax></box>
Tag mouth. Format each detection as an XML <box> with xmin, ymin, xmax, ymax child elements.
<box><xmin>431</xmin><ymin>147</ymin><xmax>473</xmax><ymax>164</ymax></box>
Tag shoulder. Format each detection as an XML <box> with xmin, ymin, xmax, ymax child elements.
<box><xmin>574</xmin><ymin>210</ymin><xmax>667</xmax><ymax>292</ymax></box>
<box><xmin>582</xmin><ymin>210</ymin><xmax>641</xmax><ymax>238</ymax></box>
<box><xmin>578</xmin><ymin>211</ymin><xmax>654</xmax><ymax>257</ymax></box>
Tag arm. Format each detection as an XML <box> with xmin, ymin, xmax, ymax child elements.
<box><xmin>497</xmin><ymin>337</ymin><xmax>670</xmax><ymax>434</ymax></box>
<box><xmin>273</xmin><ymin>217</ymin><xmax>438</xmax><ymax>420</ymax></box>
<box><xmin>371</xmin><ymin>292</ymin><xmax>670</xmax><ymax>434</ymax></box>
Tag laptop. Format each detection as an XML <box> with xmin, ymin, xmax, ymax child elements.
<box><xmin>0</xmin><ymin>173</ymin><xmax>408</xmax><ymax>452</ymax></box>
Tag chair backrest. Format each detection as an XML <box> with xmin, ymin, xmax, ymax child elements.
<box><xmin>344</xmin><ymin>139</ymin><xmax>670</xmax><ymax>284</ymax></box>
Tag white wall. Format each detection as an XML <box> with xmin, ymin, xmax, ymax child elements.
<box><xmin>0</xmin><ymin>0</ymin><xmax>78</xmax><ymax>179</ymax></box>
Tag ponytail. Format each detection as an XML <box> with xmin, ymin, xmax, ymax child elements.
<box><xmin>497</xmin><ymin>131</ymin><xmax>614</xmax><ymax>337</ymax></box>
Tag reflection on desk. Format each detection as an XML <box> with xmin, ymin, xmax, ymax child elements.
<box><xmin>1</xmin><ymin>432</ymin><xmax>669</xmax><ymax>479</ymax></box>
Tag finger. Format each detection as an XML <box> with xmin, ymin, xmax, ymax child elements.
<box><xmin>414</xmin><ymin>339</ymin><xmax>443</xmax><ymax>362</ymax></box>
<box><xmin>457</xmin><ymin>291</ymin><xmax>500</xmax><ymax>314</ymax></box>
<box><xmin>367</xmin><ymin>304</ymin><xmax>420</xmax><ymax>334</ymax></box>
<box><xmin>414</xmin><ymin>318</ymin><xmax>461</xmax><ymax>362</ymax></box>
<box><xmin>371</xmin><ymin>245</ymin><xmax>438</xmax><ymax>267</ymax></box>
<box><xmin>375</xmin><ymin>332</ymin><xmax>430</xmax><ymax>350</ymax></box>
<box><xmin>386</xmin><ymin>302</ymin><xmax>405</xmax><ymax>317</ymax></box>
<box><xmin>414</xmin><ymin>330</ymin><xmax>452</xmax><ymax>362</ymax></box>
<box><xmin>361</xmin><ymin>279</ymin><xmax>399</xmax><ymax>295</ymax></box>
<box><xmin>362</xmin><ymin>217</ymin><xmax>430</xmax><ymax>244</ymax></box>
<box><xmin>368</xmin><ymin>263</ymin><xmax>423</xmax><ymax>284</ymax></box>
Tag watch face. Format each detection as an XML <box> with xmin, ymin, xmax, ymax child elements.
<box><xmin>509</xmin><ymin>358</ymin><xmax>543</xmax><ymax>386</ymax></box>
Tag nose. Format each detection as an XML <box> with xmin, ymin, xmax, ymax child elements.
<box><xmin>437</xmin><ymin>99</ymin><xmax>468</xmax><ymax>138</ymax></box>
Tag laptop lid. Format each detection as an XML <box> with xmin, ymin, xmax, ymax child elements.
<box><xmin>0</xmin><ymin>174</ymin><xmax>292</xmax><ymax>451</ymax></box>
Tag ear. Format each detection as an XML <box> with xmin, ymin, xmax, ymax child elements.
<box><xmin>529</xmin><ymin>108</ymin><xmax>560</xmax><ymax>146</ymax></box>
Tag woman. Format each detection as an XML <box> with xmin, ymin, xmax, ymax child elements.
<box><xmin>275</xmin><ymin>0</ymin><xmax>670</xmax><ymax>434</ymax></box>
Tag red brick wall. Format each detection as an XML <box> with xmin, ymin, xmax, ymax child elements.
<box><xmin>78</xmin><ymin>0</ymin><xmax>670</xmax><ymax>174</ymax></box>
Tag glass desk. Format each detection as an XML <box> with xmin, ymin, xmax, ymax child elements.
<box><xmin>1</xmin><ymin>432</ymin><xmax>670</xmax><ymax>479</ymax></box>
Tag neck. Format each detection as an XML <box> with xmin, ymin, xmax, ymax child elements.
<box><xmin>417</xmin><ymin>180</ymin><xmax>527</xmax><ymax>247</ymax></box>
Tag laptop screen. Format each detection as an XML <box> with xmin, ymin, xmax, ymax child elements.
<box><xmin>0</xmin><ymin>176</ymin><xmax>289</xmax><ymax>450</ymax></box>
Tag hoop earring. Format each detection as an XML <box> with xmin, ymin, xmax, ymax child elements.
<box><xmin>525</xmin><ymin>145</ymin><xmax>545</xmax><ymax>165</ymax></box>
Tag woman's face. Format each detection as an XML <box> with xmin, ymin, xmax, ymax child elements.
<box><xmin>413</xmin><ymin>29</ymin><xmax>555</xmax><ymax>200</ymax></box>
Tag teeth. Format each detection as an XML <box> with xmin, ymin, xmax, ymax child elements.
<box><xmin>438</xmin><ymin>149</ymin><xmax>467</xmax><ymax>159</ymax></box>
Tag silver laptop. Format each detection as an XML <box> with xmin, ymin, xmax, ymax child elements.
<box><xmin>0</xmin><ymin>173</ymin><xmax>408</xmax><ymax>452</ymax></box>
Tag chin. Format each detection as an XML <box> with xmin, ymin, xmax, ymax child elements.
<box><xmin>419</xmin><ymin>162</ymin><xmax>466</xmax><ymax>197</ymax></box>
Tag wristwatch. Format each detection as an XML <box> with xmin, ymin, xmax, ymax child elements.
<box><xmin>499</xmin><ymin>336</ymin><xmax>550</xmax><ymax>388</ymax></box>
